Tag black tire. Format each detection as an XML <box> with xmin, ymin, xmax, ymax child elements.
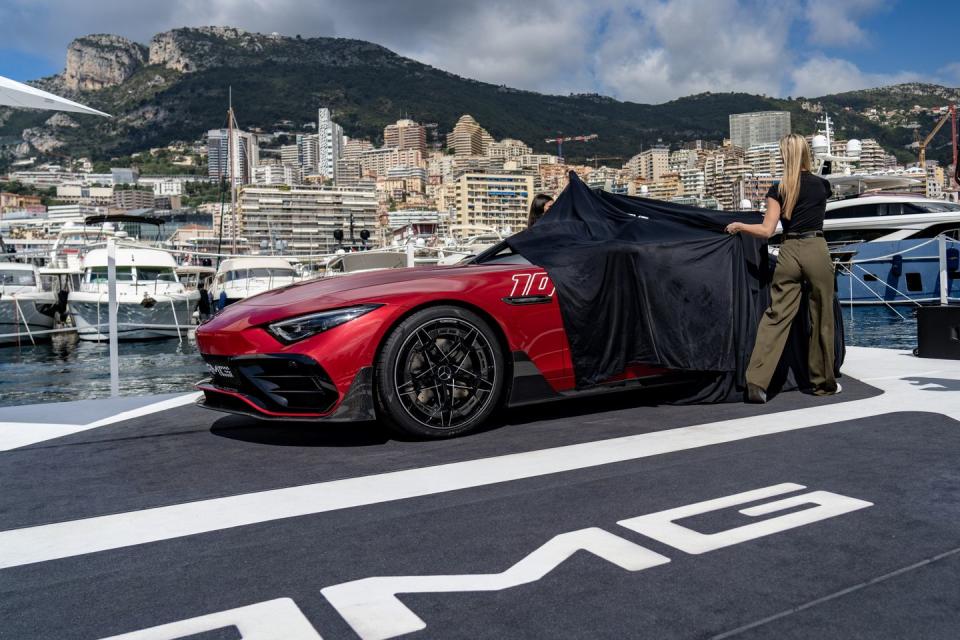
<box><xmin>375</xmin><ymin>305</ymin><xmax>505</xmax><ymax>438</ymax></box>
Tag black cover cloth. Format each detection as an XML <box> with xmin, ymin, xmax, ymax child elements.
<box><xmin>505</xmin><ymin>171</ymin><xmax>844</xmax><ymax>403</ymax></box>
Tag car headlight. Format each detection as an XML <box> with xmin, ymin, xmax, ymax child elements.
<box><xmin>267</xmin><ymin>304</ymin><xmax>382</xmax><ymax>344</ymax></box>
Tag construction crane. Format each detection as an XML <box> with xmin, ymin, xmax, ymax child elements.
<box><xmin>544</xmin><ymin>133</ymin><xmax>598</xmax><ymax>160</ymax></box>
<box><xmin>585</xmin><ymin>156</ymin><xmax>623</xmax><ymax>168</ymax></box>
<box><xmin>918</xmin><ymin>104</ymin><xmax>957</xmax><ymax>170</ymax></box>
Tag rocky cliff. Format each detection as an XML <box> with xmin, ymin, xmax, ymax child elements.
<box><xmin>63</xmin><ymin>34</ymin><xmax>147</xmax><ymax>91</ymax></box>
<box><xmin>1</xmin><ymin>26</ymin><xmax>956</xmax><ymax>169</ymax></box>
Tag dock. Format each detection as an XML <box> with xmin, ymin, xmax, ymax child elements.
<box><xmin>2</xmin><ymin>346</ymin><xmax>960</xmax><ymax>639</ymax></box>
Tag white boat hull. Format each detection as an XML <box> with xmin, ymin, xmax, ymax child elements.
<box><xmin>0</xmin><ymin>293</ymin><xmax>57</xmax><ymax>345</ymax></box>
<box><xmin>69</xmin><ymin>292</ymin><xmax>199</xmax><ymax>341</ymax></box>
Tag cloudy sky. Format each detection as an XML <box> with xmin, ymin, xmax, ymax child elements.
<box><xmin>1</xmin><ymin>0</ymin><xmax>957</xmax><ymax>103</ymax></box>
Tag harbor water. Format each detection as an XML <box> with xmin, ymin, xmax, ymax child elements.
<box><xmin>0</xmin><ymin>306</ymin><xmax>921</xmax><ymax>408</ymax></box>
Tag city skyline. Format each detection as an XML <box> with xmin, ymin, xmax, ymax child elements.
<box><xmin>0</xmin><ymin>1</ymin><xmax>957</xmax><ymax>103</ymax></box>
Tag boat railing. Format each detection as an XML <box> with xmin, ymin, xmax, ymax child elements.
<box><xmin>834</xmin><ymin>234</ymin><xmax>960</xmax><ymax>320</ymax></box>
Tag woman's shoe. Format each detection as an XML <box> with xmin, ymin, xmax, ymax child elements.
<box><xmin>813</xmin><ymin>382</ymin><xmax>842</xmax><ymax>396</ymax></box>
<box><xmin>746</xmin><ymin>383</ymin><xmax>767</xmax><ymax>404</ymax></box>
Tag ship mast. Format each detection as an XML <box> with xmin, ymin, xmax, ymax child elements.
<box><xmin>227</xmin><ymin>87</ymin><xmax>238</xmax><ymax>255</ymax></box>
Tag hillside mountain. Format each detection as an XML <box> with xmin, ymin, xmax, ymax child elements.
<box><xmin>1</xmin><ymin>27</ymin><xmax>957</xmax><ymax>169</ymax></box>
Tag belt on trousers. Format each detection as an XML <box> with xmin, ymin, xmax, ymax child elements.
<box><xmin>783</xmin><ymin>230</ymin><xmax>823</xmax><ymax>240</ymax></box>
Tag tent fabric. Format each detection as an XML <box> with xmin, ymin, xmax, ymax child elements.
<box><xmin>505</xmin><ymin>171</ymin><xmax>844</xmax><ymax>403</ymax></box>
<box><xmin>0</xmin><ymin>75</ymin><xmax>111</xmax><ymax>117</ymax></box>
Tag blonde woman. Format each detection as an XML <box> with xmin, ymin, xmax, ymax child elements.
<box><xmin>725</xmin><ymin>133</ymin><xmax>838</xmax><ymax>403</ymax></box>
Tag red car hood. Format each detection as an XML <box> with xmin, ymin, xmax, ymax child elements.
<box><xmin>240</xmin><ymin>265</ymin><xmax>464</xmax><ymax>307</ymax></box>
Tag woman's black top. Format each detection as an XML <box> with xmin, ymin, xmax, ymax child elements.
<box><xmin>765</xmin><ymin>172</ymin><xmax>833</xmax><ymax>234</ymax></box>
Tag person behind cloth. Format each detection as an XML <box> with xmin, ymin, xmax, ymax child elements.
<box><xmin>197</xmin><ymin>282</ymin><xmax>211</xmax><ymax>323</ymax></box>
<box><xmin>527</xmin><ymin>193</ymin><xmax>554</xmax><ymax>227</ymax></box>
<box><xmin>725</xmin><ymin>133</ymin><xmax>838</xmax><ymax>403</ymax></box>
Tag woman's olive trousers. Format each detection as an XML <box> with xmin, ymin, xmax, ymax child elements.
<box><xmin>746</xmin><ymin>236</ymin><xmax>837</xmax><ymax>394</ymax></box>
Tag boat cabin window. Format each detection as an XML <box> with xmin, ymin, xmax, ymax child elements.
<box><xmin>905</xmin><ymin>273</ymin><xmax>923</xmax><ymax>292</ymax></box>
<box><xmin>226</xmin><ymin>268</ymin><xmax>296</xmax><ymax>281</ymax></box>
<box><xmin>827</xmin><ymin>203</ymin><xmax>904</xmax><ymax>219</ymax></box>
<box><xmin>905</xmin><ymin>201</ymin><xmax>960</xmax><ymax>213</ymax></box>
<box><xmin>0</xmin><ymin>269</ymin><xmax>37</xmax><ymax>287</ymax></box>
<box><xmin>135</xmin><ymin>267</ymin><xmax>177</xmax><ymax>282</ymax></box>
<box><xmin>87</xmin><ymin>266</ymin><xmax>134</xmax><ymax>283</ymax></box>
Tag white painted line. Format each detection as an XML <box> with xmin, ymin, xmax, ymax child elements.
<box><xmin>0</xmin><ymin>392</ymin><xmax>202</xmax><ymax>451</ymax></box>
<box><xmin>1</xmin><ymin>360</ymin><xmax>958</xmax><ymax>570</ymax></box>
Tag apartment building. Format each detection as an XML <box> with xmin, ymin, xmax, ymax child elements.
<box><xmin>207</xmin><ymin>128</ymin><xmax>259</xmax><ymax>186</ymax></box>
<box><xmin>625</xmin><ymin>147</ymin><xmax>670</xmax><ymax>181</ymax></box>
<box><xmin>317</xmin><ymin>108</ymin><xmax>344</xmax><ymax>181</ymax></box>
<box><xmin>253</xmin><ymin>164</ymin><xmax>302</xmax><ymax>186</ymax></box>
<box><xmin>453</xmin><ymin>173</ymin><xmax>534</xmax><ymax>231</ymax></box>
<box><xmin>488</xmin><ymin>138</ymin><xmax>532</xmax><ymax>159</ymax></box>
<box><xmin>384</xmin><ymin>119</ymin><xmax>427</xmax><ymax>156</ymax></box>
<box><xmin>359</xmin><ymin>148</ymin><xmax>424</xmax><ymax>178</ymax></box>
<box><xmin>745</xmin><ymin>143</ymin><xmax>784</xmax><ymax>176</ymax></box>
<box><xmin>729</xmin><ymin>111</ymin><xmax>791</xmax><ymax>150</ymax></box>
<box><xmin>448</xmin><ymin>115</ymin><xmax>494</xmax><ymax>156</ymax></box>
<box><xmin>237</xmin><ymin>184</ymin><xmax>378</xmax><ymax>254</ymax></box>
<box><xmin>112</xmin><ymin>188</ymin><xmax>156</xmax><ymax>211</ymax></box>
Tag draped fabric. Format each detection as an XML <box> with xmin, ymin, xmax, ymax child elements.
<box><xmin>505</xmin><ymin>171</ymin><xmax>844</xmax><ymax>403</ymax></box>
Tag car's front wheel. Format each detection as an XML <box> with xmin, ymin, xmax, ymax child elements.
<box><xmin>375</xmin><ymin>305</ymin><xmax>505</xmax><ymax>438</ymax></box>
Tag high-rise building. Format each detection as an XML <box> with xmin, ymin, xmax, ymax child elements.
<box><xmin>384</xmin><ymin>119</ymin><xmax>427</xmax><ymax>156</ymax></box>
<box><xmin>487</xmin><ymin>138</ymin><xmax>532</xmax><ymax>159</ymax></box>
<box><xmin>745</xmin><ymin>143</ymin><xmax>784</xmax><ymax>176</ymax></box>
<box><xmin>253</xmin><ymin>164</ymin><xmax>302</xmax><ymax>186</ymax></box>
<box><xmin>857</xmin><ymin>139</ymin><xmax>887</xmax><ymax>173</ymax></box>
<box><xmin>453</xmin><ymin>172</ymin><xmax>534</xmax><ymax>232</ymax></box>
<box><xmin>626</xmin><ymin>148</ymin><xmax>670</xmax><ymax>181</ymax></box>
<box><xmin>317</xmin><ymin>108</ymin><xmax>344</xmax><ymax>182</ymax></box>
<box><xmin>729</xmin><ymin>111</ymin><xmax>791</xmax><ymax>150</ymax></box>
<box><xmin>679</xmin><ymin>169</ymin><xmax>706</xmax><ymax>197</ymax></box>
<box><xmin>112</xmin><ymin>188</ymin><xmax>155</xmax><ymax>210</ymax></box>
<box><xmin>359</xmin><ymin>148</ymin><xmax>424</xmax><ymax>178</ymax></box>
<box><xmin>448</xmin><ymin>115</ymin><xmax>494</xmax><ymax>156</ymax></box>
<box><xmin>237</xmin><ymin>184</ymin><xmax>378</xmax><ymax>254</ymax></box>
<box><xmin>207</xmin><ymin>128</ymin><xmax>259</xmax><ymax>186</ymax></box>
<box><xmin>280</xmin><ymin>134</ymin><xmax>319</xmax><ymax>180</ymax></box>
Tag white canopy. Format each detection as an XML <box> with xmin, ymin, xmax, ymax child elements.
<box><xmin>0</xmin><ymin>74</ymin><xmax>111</xmax><ymax>117</ymax></box>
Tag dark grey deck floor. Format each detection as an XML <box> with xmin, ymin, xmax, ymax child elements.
<box><xmin>3</xmin><ymin>378</ymin><xmax>960</xmax><ymax>639</ymax></box>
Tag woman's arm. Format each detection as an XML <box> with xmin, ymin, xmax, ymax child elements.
<box><xmin>724</xmin><ymin>198</ymin><xmax>780</xmax><ymax>239</ymax></box>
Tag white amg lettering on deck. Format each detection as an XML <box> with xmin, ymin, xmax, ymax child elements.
<box><xmin>96</xmin><ymin>483</ymin><xmax>871</xmax><ymax>640</ymax></box>
<box><xmin>98</xmin><ymin>598</ymin><xmax>322</xmax><ymax>640</ymax></box>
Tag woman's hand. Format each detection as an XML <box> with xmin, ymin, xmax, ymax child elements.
<box><xmin>725</xmin><ymin>222</ymin><xmax>743</xmax><ymax>235</ymax></box>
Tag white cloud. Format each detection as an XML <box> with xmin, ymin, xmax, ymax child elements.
<box><xmin>790</xmin><ymin>55</ymin><xmax>923</xmax><ymax>97</ymax></box>
<box><xmin>804</xmin><ymin>0</ymin><xmax>884</xmax><ymax>47</ymax></box>
<box><xmin>939</xmin><ymin>62</ymin><xmax>960</xmax><ymax>86</ymax></box>
<box><xmin>0</xmin><ymin>0</ymin><xmax>948</xmax><ymax>102</ymax></box>
<box><xmin>592</xmin><ymin>0</ymin><xmax>797</xmax><ymax>103</ymax></box>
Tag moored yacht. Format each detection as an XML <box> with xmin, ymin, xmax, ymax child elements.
<box><xmin>0</xmin><ymin>262</ymin><xmax>58</xmax><ymax>345</ymax></box>
<box><xmin>822</xmin><ymin>193</ymin><xmax>960</xmax><ymax>304</ymax></box>
<box><xmin>210</xmin><ymin>257</ymin><xmax>300</xmax><ymax>306</ymax></box>
<box><xmin>69</xmin><ymin>247</ymin><xmax>199</xmax><ymax>341</ymax></box>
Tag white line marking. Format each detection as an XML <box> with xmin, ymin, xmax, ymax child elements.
<box><xmin>323</xmin><ymin>528</ymin><xmax>669</xmax><ymax>640</ymax></box>
<box><xmin>99</xmin><ymin>598</ymin><xmax>323</xmax><ymax>640</ymax></box>
<box><xmin>0</xmin><ymin>347</ymin><xmax>956</xmax><ymax>571</ymax></box>
<box><xmin>0</xmin><ymin>392</ymin><xmax>201</xmax><ymax>451</ymax></box>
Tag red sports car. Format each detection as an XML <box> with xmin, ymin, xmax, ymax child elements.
<box><xmin>195</xmin><ymin>245</ymin><xmax>675</xmax><ymax>438</ymax></box>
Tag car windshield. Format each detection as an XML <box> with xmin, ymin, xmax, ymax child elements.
<box><xmin>0</xmin><ymin>269</ymin><xmax>37</xmax><ymax>287</ymax></box>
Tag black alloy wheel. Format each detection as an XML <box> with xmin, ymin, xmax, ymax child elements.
<box><xmin>376</xmin><ymin>306</ymin><xmax>504</xmax><ymax>438</ymax></box>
